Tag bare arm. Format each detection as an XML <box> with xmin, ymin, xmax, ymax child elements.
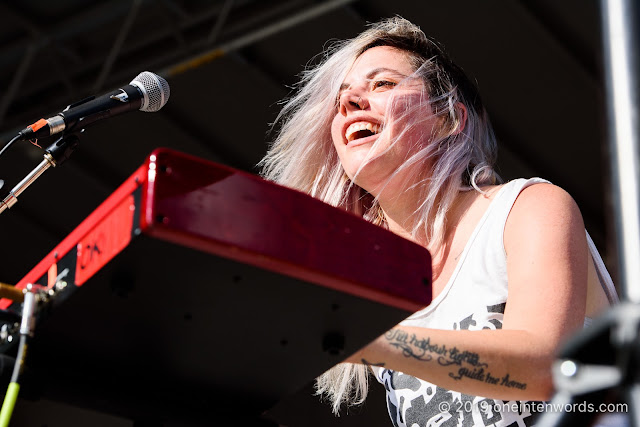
<box><xmin>346</xmin><ymin>183</ymin><xmax>588</xmax><ymax>401</ymax></box>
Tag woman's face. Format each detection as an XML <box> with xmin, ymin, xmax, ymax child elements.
<box><xmin>331</xmin><ymin>46</ymin><xmax>435</xmax><ymax>195</ymax></box>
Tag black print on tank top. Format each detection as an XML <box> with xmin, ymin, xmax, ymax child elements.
<box><xmin>381</xmin><ymin>303</ymin><xmax>534</xmax><ymax>426</ymax></box>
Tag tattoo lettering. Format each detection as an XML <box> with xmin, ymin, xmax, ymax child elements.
<box><xmin>383</xmin><ymin>328</ymin><xmax>528</xmax><ymax>390</ymax></box>
<box><xmin>499</xmin><ymin>373</ymin><xmax>527</xmax><ymax>390</ymax></box>
<box><xmin>440</xmin><ymin>346</ymin><xmax>487</xmax><ymax>368</ymax></box>
<box><xmin>385</xmin><ymin>329</ymin><xmax>446</xmax><ymax>362</ymax></box>
<box><xmin>449</xmin><ymin>366</ymin><xmax>486</xmax><ymax>382</ymax></box>
<box><xmin>485</xmin><ymin>372</ymin><xmax>500</xmax><ymax>384</ymax></box>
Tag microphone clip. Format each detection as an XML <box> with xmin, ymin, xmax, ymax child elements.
<box><xmin>44</xmin><ymin>132</ymin><xmax>82</xmax><ymax>167</ymax></box>
<box><xmin>0</xmin><ymin>131</ymin><xmax>82</xmax><ymax>215</ymax></box>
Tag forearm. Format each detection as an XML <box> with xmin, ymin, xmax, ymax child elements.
<box><xmin>348</xmin><ymin>326</ymin><xmax>557</xmax><ymax>401</ymax></box>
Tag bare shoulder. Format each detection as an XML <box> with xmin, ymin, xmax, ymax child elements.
<box><xmin>504</xmin><ymin>182</ymin><xmax>585</xmax><ymax>252</ymax></box>
<box><xmin>510</xmin><ymin>182</ymin><xmax>581</xmax><ymax>221</ymax></box>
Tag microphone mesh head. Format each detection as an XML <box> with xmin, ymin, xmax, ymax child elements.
<box><xmin>130</xmin><ymin>71</ymin><xmax>170</xmax><ymax>112</ymax></box>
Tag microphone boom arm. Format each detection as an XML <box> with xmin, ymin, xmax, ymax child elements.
<box><xmin>0</xmin><ymin>134</ymin><xmax>81</xmax><ymax>215</ymax></box>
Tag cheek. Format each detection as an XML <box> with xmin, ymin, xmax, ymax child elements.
<box><xmin>385</xmin><ymin>93</ymin><xmax>433</xmax><ymax>147</ymax></box>
<box><xmin>331</xmin><ymin>115</ymin><xmax>344</xmax><ymax>149</ymax></box>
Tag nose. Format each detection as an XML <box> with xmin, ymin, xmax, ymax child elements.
<box><xmin>338</xmin><ymin>90</ymin><xmax>368</xmax><ymax>115</ymax></box>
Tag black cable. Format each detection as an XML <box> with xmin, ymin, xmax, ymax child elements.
<box><xmin>0</xmin><ymin>135</ymin><xmax>21</xmax><ymax>159</ymax></box>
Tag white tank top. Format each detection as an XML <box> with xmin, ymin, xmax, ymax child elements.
<box><xmin>374</xmin><ymin>178</ymin><xmax>618</xmax><ymax>427</ymax></box>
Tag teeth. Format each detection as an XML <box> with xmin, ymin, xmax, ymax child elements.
<box><xmin>346</xmin><ymin>121</ymin><xmax>381</xmax><ymax>142</ymax></box>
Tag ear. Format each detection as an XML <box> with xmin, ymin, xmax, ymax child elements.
<box><xmin>451</xmin><ymin>102</ymin><xmax>468</xmax><ymax>135</ymax></box>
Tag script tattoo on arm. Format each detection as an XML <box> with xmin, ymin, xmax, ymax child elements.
<box><xmin>384</xmin><ymin>329</ymin><xmax>447</xmax><ymax>362</ymax></box>
<box><xmin>383</xmin><ymin>329</ymin><xmax>527</xmax><ymax>390</ymax></box>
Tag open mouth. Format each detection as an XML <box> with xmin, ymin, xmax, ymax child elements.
<box><xmin>346</xmin><ymin>121</ymin><xmax>381</xmax><ymax>142</ymax></box>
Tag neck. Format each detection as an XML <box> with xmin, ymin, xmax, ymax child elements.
<box><xmin>378</xmin><ymin>185</ymin><xmax>473</xmax><ymax>252</ymax></box>
<box><xmin>378</xmin><ymin>184</ymin><xmax>428</xmax><ymax>246</ymax></box>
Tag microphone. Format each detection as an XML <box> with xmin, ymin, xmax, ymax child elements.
<box><xmin>17</xmin><ymin>71</ymin><xmax>170</xmax><ymax>141</ymax></box>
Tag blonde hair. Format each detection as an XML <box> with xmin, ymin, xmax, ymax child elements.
<box><xmin>259</xmin><ymin>16</ymin><xmax>500</xmax><ymax>414</ymax></box>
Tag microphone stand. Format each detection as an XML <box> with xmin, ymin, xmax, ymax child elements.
<box><xmin>537</xmin><ymin>0</ymin><xmax>640</xmax><ymax>426</ymax></box>
<box><xmin>0</xmin><ymin>132</ymin><xmax>81</xmax><ymax>215</ymax></box>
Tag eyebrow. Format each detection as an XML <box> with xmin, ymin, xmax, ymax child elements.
<box><xmin>339</xmin><ymin>67</ymin><xmax>410</xmax><ymax>92</ymax></box>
